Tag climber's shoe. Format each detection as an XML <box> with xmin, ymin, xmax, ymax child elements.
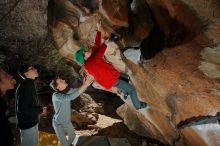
<box><xmin>137</xmin><ymin>102</ymin><xmax>150</xmax><ymax>115</ymax></box>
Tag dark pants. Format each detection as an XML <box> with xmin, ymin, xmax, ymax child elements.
<box><xmin>114</xmin><ymin>79</ymin><xmax>142</xmax><ymax>109</ymax></box>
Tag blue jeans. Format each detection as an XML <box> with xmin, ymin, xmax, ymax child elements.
<box><xmin>53</xmin><ymin>120</ymin><xmax>76</xmax><ymax>146</ymax></box>
<box><xmin>20</xmin><ymin>124</ymin><xmax>38</xmax><ymax>146</ymax></box>
<box><xmin>114</xmin><ymin>79</ymin><xmax>142</xmax><ymax>109</ymax></box>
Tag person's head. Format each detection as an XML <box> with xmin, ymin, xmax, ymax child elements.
<box><xmin>18</xmin><ymin>64</ymin><xmax>39</xmax><ymax>80</ymax></box>
<box><xmin>84</xmin><ymin>50</ymin><xmax>92</xmax><ymax>60</ymax></box>
<box><xmin>0</xmin><ymin>69</ymin><xmax>16</xmax><ymax>96</ymax></box>
<box><xmin>50</xmin><ymin>77</ymin><xmax>68</xmax><ymax>92</ymax></box>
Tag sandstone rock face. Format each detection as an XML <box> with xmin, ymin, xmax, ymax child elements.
<box><xmin>199</xmin><ymin>47</ymin><xmax>220</xmax><ymax>82</ymax></box>
<box><xmin>129</xmin><ymin>38</ymin><xmax>220</xmax><ymax>144</ymax></box>
<box><xmin>48</xmin><ymin>0</ymin><xmax>220</xmax><ymax>145</ymax></box>
<box><xmin>146</xmin><ymin>0</ymin><xmax>203</xmax><ymax>47</ymax></box>
<box><xmin>123</xmin><ymin>0</ymin><xmax>220</xmax><ymax>145</ymax></box>
<box><xmin>78</xmin><ymin>14</ymin><xmax>102</xmax><ymax>46</ymax></box>
<box><xmin>99</xmin><ymin>0</ymin><xmax>128</xmax><ymax>27</ymax></box>
<box><xmin>181</xmin><ymin>0</ymin><xmax>220</xmax><ymax>46</ymax></box>
<box><xmin>117</xmin><ymin>104</ymin><xmax>178</xmax><ymax>144</ymax></box>
<box><xmin>179</xmin><ymin>123</ymin><xmax>220</xmax><ymax>146</ymax></box>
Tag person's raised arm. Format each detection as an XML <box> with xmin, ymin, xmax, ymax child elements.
<box><xmin>78</xmin><ymin>75</ymin><xmax>94</xmax><ymax>94</ymax></box>
<box><xmin>53</xmin><ymin>76</ymin><xmax>94</xmax><ymax>101</ymax></box>
<box><xmin>92</xmin><ymin>31</ymin><xmax>101</xmax><ymax>51</ymax></box>
<box><xmin>92</xmin><ymin>21</ymin><xmax>103</xmax><ymax>51</ymax></box>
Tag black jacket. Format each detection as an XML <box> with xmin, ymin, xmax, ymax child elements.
<box><xmin>16</xmin><ymin>78</ymin><xmax>42</xmax><ymax>129</ymax></box>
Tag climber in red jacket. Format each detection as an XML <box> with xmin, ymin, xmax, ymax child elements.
<box><xmin>75</xmin><ymin>22</ymin><xmax>148</xmax><ymax>110</ymax></box>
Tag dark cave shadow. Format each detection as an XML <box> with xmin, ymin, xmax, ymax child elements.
<box><xmin>126</xmin><ymin>1</ymin><xmax>203</xmax><ymax>60</ymax></box>
<box><xmin>86</xmin><ymin>89</ymin><xmax>125</xmax><ymax>119</ymax></box>
<box><xmin>177</xmin><ymin>112</ymin><xmax>220</xmax><ymax>129</ymax></box>
<box><xmin>95</xmin><ymin>122</ymin><xmax>169</xmax><ymax>146</ymax></box>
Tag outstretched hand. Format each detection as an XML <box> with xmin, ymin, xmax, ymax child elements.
<box><xmin>84</xmin><ymin>75</ymin><xmax>94</xmax><ymax>86</ymax></box>
<box><xmin>78</xmin><ymin>74</ymin><xmax>94</xmax><ymax>94</ymax></box>
<box><xmin>96</xmin><ymin>20</ymin><xmax>102</xmax><ymax>32</ymax></box>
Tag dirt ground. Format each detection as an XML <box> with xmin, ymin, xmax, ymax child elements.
<box><xmin>10</xmin><ymin>113</ymin><xmax>165</xmax><ymax>146</ymax></box>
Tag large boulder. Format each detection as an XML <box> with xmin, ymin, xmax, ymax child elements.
<box><xmin>48</xmin><ymin>0</ymin><xmax>220</xmax><ymax>145</ymax></box>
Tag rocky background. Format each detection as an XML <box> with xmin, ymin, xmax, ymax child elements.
<box><xmin>1</xmin><ymin>0</ymin><xmax>220</xmax><ymax>146</ymax></box>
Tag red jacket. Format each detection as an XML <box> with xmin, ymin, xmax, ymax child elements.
<box><xmin>84</xmin><ymin>31</ymin><xmax>120</xmax><ymax>89</ymax></box>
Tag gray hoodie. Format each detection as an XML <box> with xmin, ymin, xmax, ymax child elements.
<box><xmin>52</xmin><ymin>88</ymin><xmax>80</xmax><ymax>124</ymax></box>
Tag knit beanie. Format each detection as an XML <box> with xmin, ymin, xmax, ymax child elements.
<box><xmin>74</xmin><ymin>45</ymin><xmax>85</xmax><ymax>65</ymax></box>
